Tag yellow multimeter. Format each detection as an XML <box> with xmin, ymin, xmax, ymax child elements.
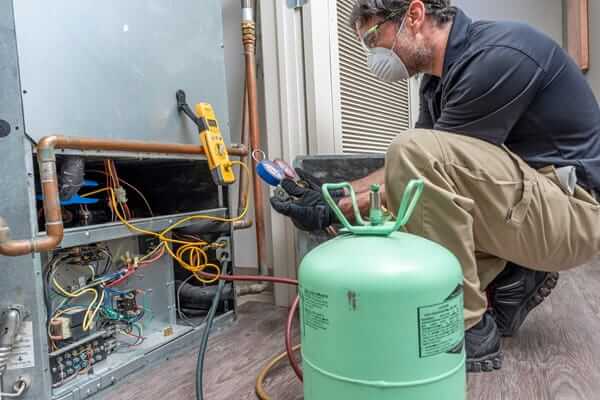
<box><xmin>195</xmin><ymin>103</ymin><xmax>235</xmax><ymax>186</ymax></box>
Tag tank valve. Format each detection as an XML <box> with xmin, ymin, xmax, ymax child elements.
<box><xmin>369</xmin><ymin>184</ymin><xmax>384</xmax><ymax>226</ymax></box>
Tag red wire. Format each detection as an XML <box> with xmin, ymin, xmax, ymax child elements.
<box><xmin>105</xmin><ymin>269</ymin><xmax>136</xmax><ymax>288</ymax></box>
<box><xmin>139</xmin><ymin>246</ymin><xmax>165</xmax><ymax>265</ymax></box>
<box><xmin>286</xmin><ymin>295</ymin><xmax>303</xmax><ymax>381</ymax></box>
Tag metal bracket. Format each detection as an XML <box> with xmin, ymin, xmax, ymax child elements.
<box><xmin>287</xmin><ymin>0</ymin><xmax>307</xmax><ymax>9</ymax></box>
<box><xmin>215</xmin><ymin>236</ymin><xmax>232</xmax><ymax>264</ymax></box>
<box><xmin>0</xmin><ymin>305</ymin><xmax>29</xmax><ymax>320</ymax></box>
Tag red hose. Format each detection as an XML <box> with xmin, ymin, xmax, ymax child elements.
<box><xmin>198</xmin><ymin>271</ymin><xmax>304</xmax><ymax>382</ymax></box>
<box><xmin>219</xmin><ymin>274</ymin><xmax>298</xmax><ymax>286</ymax></box>
<box><xmin>286</xmin><ymin>295</ymin><xmax>303</xmax><ymax>381</ymax></box>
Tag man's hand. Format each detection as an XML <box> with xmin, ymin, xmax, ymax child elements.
<box><xmin>270</xmin><ymin>178</ymin><xmax>335</xmax><ymax>232</ymax></box>
<box><xmin>269</xmin><ymin>168</ymin><xmax>348</xmax><ymax>232</ymax></box>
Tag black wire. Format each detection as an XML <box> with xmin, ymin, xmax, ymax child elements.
<box><xmin>101</xmin><ymin>247</ymin><xmax>113</xmax><ymax>275</ymax></box>
<box><xmin>195</xmin><ymin>279</ymin><xmax>225</xmax><ymax>400</ymax></box>
<box><xmin>44</xmin><ymin>254</ymin><xmax>59</xmax><ymax>317</ymax></box>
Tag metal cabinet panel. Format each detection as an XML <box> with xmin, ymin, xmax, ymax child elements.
<box><xmin>13</xmin><ymin>0</ymin><xmax>231</xmax><ymax>145</ymax></box>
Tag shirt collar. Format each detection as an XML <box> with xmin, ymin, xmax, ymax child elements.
<box><xmin>442</xmin><ymin>8</ymin><xmax>472</xmax><ymax>76</ymax></box>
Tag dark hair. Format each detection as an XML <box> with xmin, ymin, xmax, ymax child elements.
<box><xmin>349</xmin><ymin>0</ymin><xmax>457</xmax><ymax>30</ymax></box>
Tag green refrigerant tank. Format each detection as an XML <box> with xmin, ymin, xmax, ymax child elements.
<box><xmin>299</xmin><ymin>180</ymin><xmax>466</xmax><ymax>400</ymax></box>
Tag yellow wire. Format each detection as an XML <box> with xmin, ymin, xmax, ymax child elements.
<box><xmin>51</xmin><ymin>277</ymin><xmax>102</xmax><ymax>331</ymax></box>
<box><xmin>85</xmin><ymin>289</ymin><xmax>105</xmax><ymax>331</ymax></box>
<box><xmin>80</xmin><ymin>187</ymin><xmax>110</xmax><ymax>198</ymax></box>
<box><xmin>107</xmin><ymin>160</ymin><xmax>250</xmax><ymax>283</ymax></box>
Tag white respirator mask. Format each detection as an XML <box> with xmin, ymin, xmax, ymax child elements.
<box><xmin>365</xmin><ymin>17</ymin><xmax>410</xmax><ymax>82</ymax></box>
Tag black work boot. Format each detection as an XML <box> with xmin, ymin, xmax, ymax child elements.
<box><xmin>489</xmin><ymin>263</ymin><xmax>559</xmax><ymax>337</ymax></box>
<box><xmin>466</xmin><ymin>312</ymin><xmax>503</xmax><ymax>373</ymax></box>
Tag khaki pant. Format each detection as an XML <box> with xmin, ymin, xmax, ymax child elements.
<box><xmin>385</xmin><ymin>129</ymin><xmax>600</xmax><ymax>329</ymax></box>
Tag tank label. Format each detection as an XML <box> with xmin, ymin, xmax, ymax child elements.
<box><xmin>418</xmin><ymin>285</ymin><xmax>464</xmax><ymax>358</ymax></box>
<box><xmin>300</xmin><ymin>287</ymin><xmax>330</xmax><ymax>332</ymax></box>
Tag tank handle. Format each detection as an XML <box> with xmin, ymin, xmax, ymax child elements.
<box><xmin>322</xmin><ymin>179</ymin><xmax>424</xmax><ymax>236</ymax></box>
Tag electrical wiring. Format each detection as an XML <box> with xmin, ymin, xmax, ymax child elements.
<box><xmin>116</xmin><ymin>323</ymin><xmax>145</xmax><ymax>348</ymax></box>
<box><xmin>107</xmin><ymin>160</ymin><xmax>251</xmax><ymax>284</ymax></box>
<box><xmin>79</xmin><ymin>187</ymin><xmax>110</xmax><ymax>198</ymax></box>
<box><xmin>104</xmin><ymin>243</ymin><xmax>165</xmax><ymax>288</ymax></box>
<box><xmin>176</xmin><ymin>274</ymin><xmax>200</xmax><ymax>326</ymax></box>
<box><xmin>51</xmin><ymin>279</ymin><xmax>104</xmax><ymax>332</ymax></box>
<box><xmin>98</xmin><ymin>247</ymin><xmax>113</xmax><ymax>275</ymax></box>
<box><xmin>66</xmin><ymin>159</ymin><xmax>309</xmax><ymax>396</ymax></box>
<box><xmin>105</xmin><ymin>160</ymin><xmax>133</xmax><ymax>220</ymax></box>
<box><xmin>86</xmin><ymin>169</ymin><xmax>154</xmax><ymax>217</ymax></box>
<box><xmin>45</xmin><ymin>245</ymin><xmax>161</xmax><ymax>358</ymax></box>
<box><xmin>255</xmin><ymin>345</ymin><xmax>302</xmax><ymax>400</ymax></box>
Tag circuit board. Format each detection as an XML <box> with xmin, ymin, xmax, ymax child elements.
<box><xmin>49</xmin><ymin>330</ymin><xmax>116</xmax><ymax>386</ymax></box>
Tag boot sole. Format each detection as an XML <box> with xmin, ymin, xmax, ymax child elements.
<box><xmin>467</xmin><ymin>351</ymin><xmax>503</xmax><ymax>373</ymax></box>
<box><xmin>498</xmin><ymin>272</ymin><xmax>559</xmax><ymax>337</ymax></box>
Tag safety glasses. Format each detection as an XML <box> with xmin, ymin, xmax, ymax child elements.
<box><xmin>360</xmin><ymin>10</ymin><xmax>404</xmax><ymax>51</ymax></box>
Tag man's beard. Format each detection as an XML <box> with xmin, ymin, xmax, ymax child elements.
<box><xmin>399</xmin><ymin>40</ymin><xmax>433</xmax><ymax>77</ymax></box>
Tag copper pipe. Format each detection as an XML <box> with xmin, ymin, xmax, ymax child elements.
<box><xmin>0</xmin><ymin>135</ymin><xmax>247</xmax><ymax>256</ymax></box>
<box><xmin>233</xmin><ymin>78</ymin><xmax>253</xmax><ymax>232</ymax></box>
<box><xmin>242</xmin><ymin>1</ymin><xmax>268</xmax><ymax>276</ymax></box>
<box><xmin>45</xmin><ymin>136</ymin><xmax>247</xmax><ymax>157</ymax></box>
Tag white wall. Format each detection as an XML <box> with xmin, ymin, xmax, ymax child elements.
<box><xmin>454</xmin><ymin>0</ymin><xmax>564</xmax><ymax>44</ymax></box>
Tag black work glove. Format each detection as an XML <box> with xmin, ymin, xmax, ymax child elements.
<box><xmin>295</xmin><ymin>168</ymin><xmax>346</xmax><ymax>198</ymax></box>
<box><xmin>269</xmin><ymin>168</ymin><xmax>344</xmax><ymax>232</ymax></box>
<box><xmin>270</xmin><ymin>179</ymin><xmax>333</xmax><ymax>232</ymax></box>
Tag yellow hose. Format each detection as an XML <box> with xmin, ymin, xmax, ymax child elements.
<box><xmin>255</xmin><ymin>345</ymin><xmax>301</xmax><ymax>400</ymax></box>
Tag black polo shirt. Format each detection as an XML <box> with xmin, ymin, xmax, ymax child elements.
<box><xmin>416</xmin><ymin>9</ymin><xmax>600</xmax><ymax>191</ymax></box>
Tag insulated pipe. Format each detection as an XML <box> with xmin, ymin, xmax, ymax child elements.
<box><xmin>242</xmin><ymin>0</ymin><xmax>268</xmax><ymax>277</ymax></box>
<box><xmin>0</xmin><ymin>135</ymin><xmax>247</xmax><ymax>257</ymax></box>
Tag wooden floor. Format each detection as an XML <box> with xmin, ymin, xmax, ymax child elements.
<box><xmin>104</xmin><ymin>261</ymin><xmax>600</xmax><ymax>400</ymax></box>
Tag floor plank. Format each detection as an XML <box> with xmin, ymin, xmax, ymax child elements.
<box><xmin>103</xmin><ymin>261</ymin><xmax>600</xmax><ymax>400</ymax></box>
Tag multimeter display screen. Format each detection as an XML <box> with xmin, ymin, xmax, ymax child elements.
<box><xmin>208</xmin><ymin>119</ymin><xmax>218</xmax><ymax>128</ymax></box>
